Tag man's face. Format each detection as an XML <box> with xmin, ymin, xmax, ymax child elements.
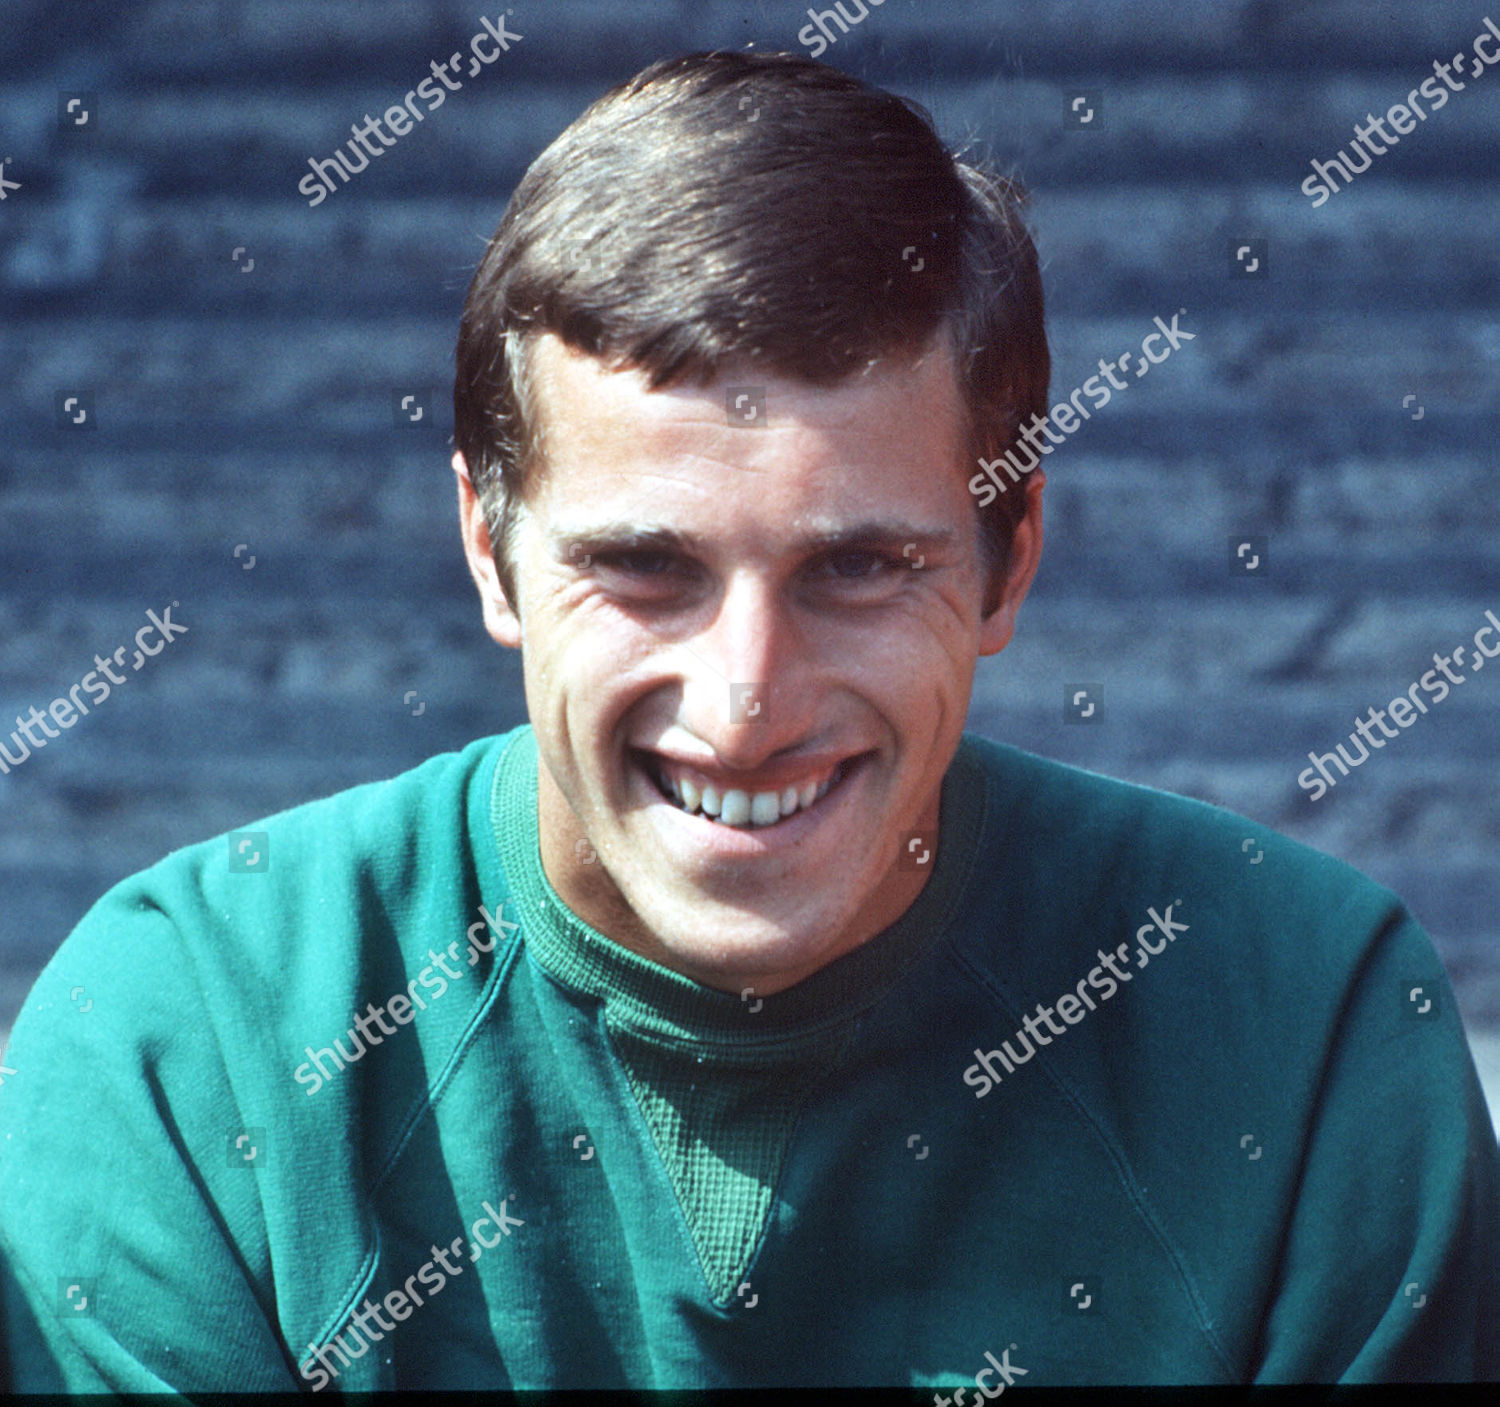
<box><xmin>457</xmin><ymin>331</ymin><xmax>1042</xmax><ymax>994</ymax></box>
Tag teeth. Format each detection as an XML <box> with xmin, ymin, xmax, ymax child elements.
<box><xmin>750</xmin><ymin>792</ymin><xmax>782</xmax><ymax>826</ymax></box>
<box><xmin>651</xmin><ymin>755</ymin><xmax>850</xmax><ymax>826</ymax></box>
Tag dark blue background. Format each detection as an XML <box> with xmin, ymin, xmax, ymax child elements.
<box><xmin>1</xmin><ymin>0</ymin><xmax>1496</xmax><ymax>1119</ymax></box>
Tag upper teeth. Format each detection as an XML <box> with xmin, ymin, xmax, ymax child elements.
<box><xmin>658</xmin><ymin>764</ymin><xmax>837</xmax><ymax>826</ymax></box>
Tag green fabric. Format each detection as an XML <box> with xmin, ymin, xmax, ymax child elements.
<box><xmin>491</xmin><ymin>727</ymin><xmax>981</xmax><ymax>1305</ymax></box>
<box><xmin>0</xmin><ymin>724</ymin><xmax>1495</xmax><ymax>1390</ymax></box>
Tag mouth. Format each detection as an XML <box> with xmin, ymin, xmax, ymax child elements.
<box><xmin>631</xmin><ymin>748</ymin><xmax>866</xmax><ymax>829</ymax></box>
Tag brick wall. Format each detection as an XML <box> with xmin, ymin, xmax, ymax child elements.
<box><xmin>2</xmin><ymin>1</ymin><xmax>1497</xmax><ymax>1063</ymax></box>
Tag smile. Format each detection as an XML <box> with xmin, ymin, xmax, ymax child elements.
<box><xmin>634</xmin><ymin>750</ymin><xmax>859</xmax><ymax>828</ymax></box>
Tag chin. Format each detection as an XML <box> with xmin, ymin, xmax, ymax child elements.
<box><xmin>629</xmin><ymin>884</ymin><xmax>859</xmax><ymax>977</ymax></box>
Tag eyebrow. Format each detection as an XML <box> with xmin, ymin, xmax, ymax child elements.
<box><xmin>554</xmin><ymin>521</ymin><xmax>960</xmax><ymax>559</ymax></box>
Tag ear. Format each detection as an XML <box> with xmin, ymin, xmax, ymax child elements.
<box><xmin>453</xmin><ymin>450</ymin><xmax>522</xmax><ymax>649</ymax></box>
<box><xmin>977</xmin><ymin>469</ymin><xmax>1044</xmax><ymax>656</ymax></box>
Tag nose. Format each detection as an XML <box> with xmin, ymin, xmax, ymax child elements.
<box><xmin>678</xmin><ymin>569</ymin><xmax>814</xmax><ymax>768</ymax></box>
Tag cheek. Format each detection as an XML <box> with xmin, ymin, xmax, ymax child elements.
<box><xmin>874</xmin><ymin>619</ymin><xmax>976</xmax><ymax>730</ymax></box>
<box><xmin>835</xmin><ymin>598</ymin><xmax>976</xmax><ymax>679</ymax></box>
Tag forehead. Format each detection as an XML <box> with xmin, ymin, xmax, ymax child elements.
<box><xmin>522</xmin><ymin>332</ymin><xmax>969</xmax><ymax>507</ymax></box>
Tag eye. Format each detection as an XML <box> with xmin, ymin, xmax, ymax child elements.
<box><xmin>584</xmin><ymin>550</ymin><xmax>704</xmax><ymax>605</ymax></box>
<box><xmin>818</xmin><ymin>550</ymin><xmax>900</xmax><ymax>581</ymax></box>
<box><xmin>590</xmin><ymin>550</ymin><xmax>682</xmax><ymax>577</ymax></box>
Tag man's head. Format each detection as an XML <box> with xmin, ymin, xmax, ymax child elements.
<box><xmin>452</xmin><ymin>51</ymin><xmax>1050</xmax><ymax>993</ymax></box>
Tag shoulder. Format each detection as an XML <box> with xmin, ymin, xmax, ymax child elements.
<box><xmin>131</xmin><ymin>727</ymin><xmax>515</xmax><ymax>943</ymax></box>
<box><xmin>948</xmin><ymin>732</ymin><xmax>1406</xmax><ymax>995</ymax></box>
<box><xmin>4</xmin><ymin>727</ymin><xmax>528</xmax><ymax>1076</ymax></box>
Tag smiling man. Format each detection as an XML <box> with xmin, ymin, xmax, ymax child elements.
<box><xmin>455</xmin><ymin>331</ymin><xmax>1015</xmax><ymax>999</ymax></box>
<box><xmin>1</xmin><ymin>50</ymin><xmax>1496</xmax><ymax>1394</ymax></box>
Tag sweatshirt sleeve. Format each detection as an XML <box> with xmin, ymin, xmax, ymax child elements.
<box><xmin>1252</xmin><ymin>901</ymin><xmax>1500</xmax><ymax>1382</ymax></box>
<box><xmin>0</xmin><ymin>884</ymin><xmax>302</xmax><ymax>1393</ymax></box>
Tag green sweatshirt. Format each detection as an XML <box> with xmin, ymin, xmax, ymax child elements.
<box><xmin>1</xmin><ymin>725</ymin><xmax>1495</xmax><ymax>1390</ymax></box>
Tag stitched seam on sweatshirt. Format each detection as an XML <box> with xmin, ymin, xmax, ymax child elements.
<box><xmin>950</xmin><ymin>739</ymin><xmax>1238</xmax><ymax>1371</ymax></box>
<box><xmin>308</xmin><ymin>1221</ymin><xmax>381</xmax><ymax>1371</ymax></box>
<box><xmin>368</xmin><ymin>740</ymin><xmax>523</xmax><ymax>1196</ymax></box>
<box><xmin>1242</xmin><ymin>890</ymin><xmax>1409</xmax><ymax>1377</ymax></box>
<box><xmin>949</xmin><ymin>945</ymin><xmax>1238</xmax><ymax>1378</ymax></box>
<box><xmin>318</xmin><ymin>742</ymin><xmax>522</xmax><ymax>1355</ymax></box>
<box><xmin>367</xmin><ymin>933</ymin><xmax>521</xmax><ymax>1198</ymax></box>
<box><xmin>314</xmin><ymin>964</ymin><xmax>518</xmax><ymax>1355</ymax></box>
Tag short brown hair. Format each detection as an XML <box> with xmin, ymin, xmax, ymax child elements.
<box><xmin>454</xmin><ymin>50</ymin><xmax>1049</xmax><ymax>613</ymax></box>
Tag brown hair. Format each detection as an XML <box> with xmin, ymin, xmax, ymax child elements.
<box><xmin>454</xmin><ymin>50</ymin><xmax>1049</xmax><ymax>614</ymax></box>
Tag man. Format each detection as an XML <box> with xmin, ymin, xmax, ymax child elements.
<box><xmin>1</xmin><ymin>51</ymin><xmax>1495</xmax><ymax>1392</ymax></box>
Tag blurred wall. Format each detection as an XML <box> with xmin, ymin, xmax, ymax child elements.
<box><xmin>1</xmin><ymin>1</ymin><xmax>1497</xmax><ymax>1078</ymax></box>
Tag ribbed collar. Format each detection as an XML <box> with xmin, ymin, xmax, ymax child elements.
<box><xmin>490</xmin><ymin>726</ymin><xmax>986</xmax><ymax>1051</ymax></box>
